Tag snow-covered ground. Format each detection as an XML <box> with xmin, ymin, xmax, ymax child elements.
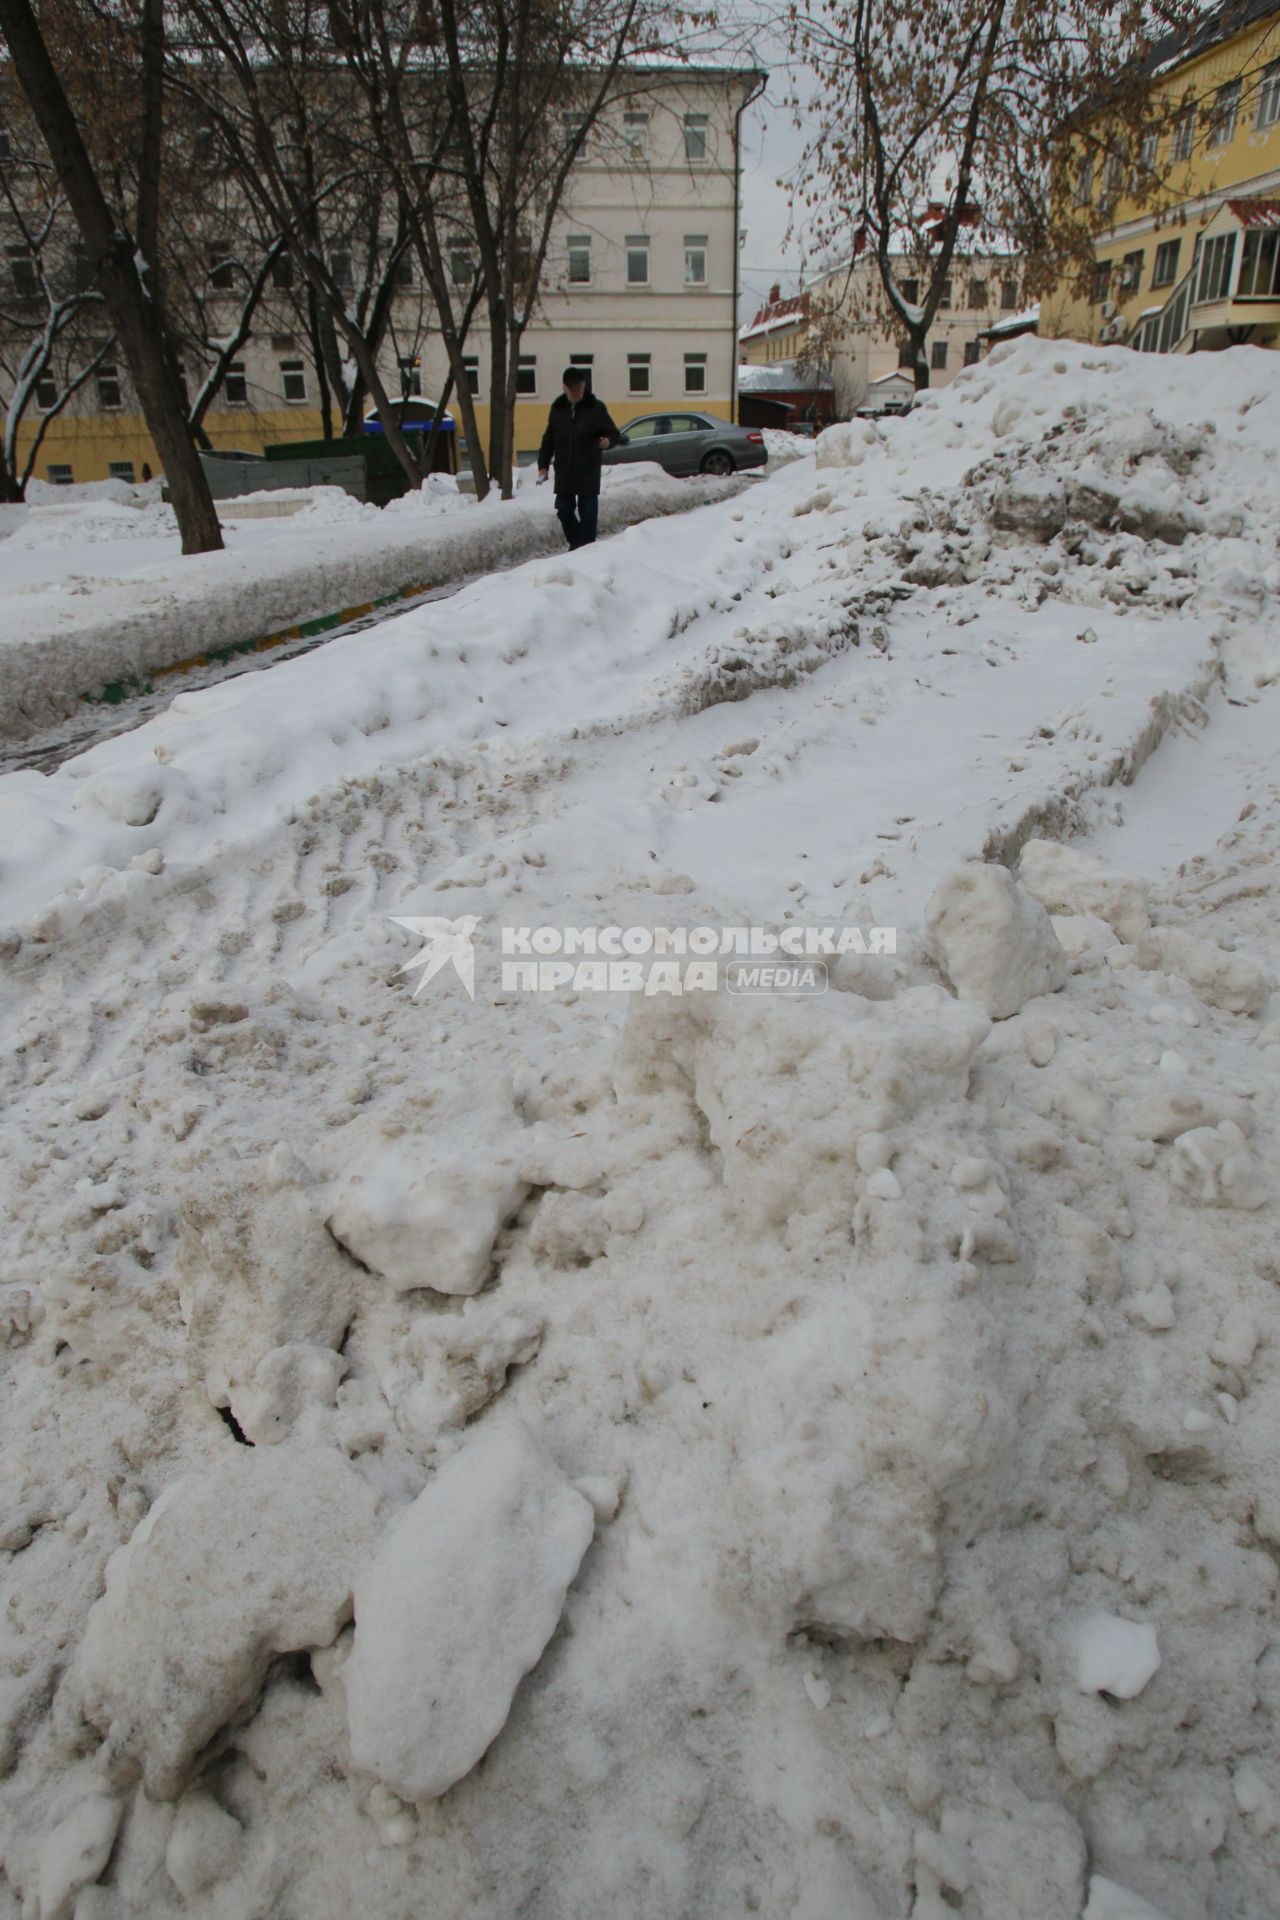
<box><xmin>1</xmin><ymin>339</ymin><xmax>1278</xmax><ymax>1920</ymax></box>
<box><xmin>0</xmin><ymin>465</ymin><xmax>747</xmax><ymax>737</ymax></box>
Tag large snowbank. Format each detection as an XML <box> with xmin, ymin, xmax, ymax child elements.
<box><xmin>0</xmin><ymin>464</ymin><xmax>745</xmax><ymax>737</ymax></box>
<box><xmin>0</xmin><ymin>339</ymin><xmax>1278</xmax><ymax>1918</ymax></box>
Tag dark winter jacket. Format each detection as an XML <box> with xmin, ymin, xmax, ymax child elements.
<box><xmin>537</xmin><ymin>391</ymin><xmax>622</xmax><ymax>496</ymax></box>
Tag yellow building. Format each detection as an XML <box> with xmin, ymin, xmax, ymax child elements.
<box><xmin>739</xmin><ymin>286</ymin><xmax>812</xmax><ymax>364</ymax></box>
<box><xmin>1044</xmin><ymin>0</ymin><xmax>1280</xmax><ymax>352</ymax></box>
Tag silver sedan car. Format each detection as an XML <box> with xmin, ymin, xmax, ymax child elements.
<box><xmin>603</xmin><ymin>411</ymin><xmax>767</xmax><ymax>478</ymax></box>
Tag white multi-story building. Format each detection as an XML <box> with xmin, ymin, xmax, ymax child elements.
<box><xmin>5</xmin><ymin>64</ymin><xmax>764</xmax><ymax>486</ymax></box>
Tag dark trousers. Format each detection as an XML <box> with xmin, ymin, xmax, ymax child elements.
<box><xmin>555</xmin><ymin>491</ymin><xmax>599</xmax><ymax>550</ymax></box>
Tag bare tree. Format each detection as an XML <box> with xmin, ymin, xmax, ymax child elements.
<box><xmin>0</xmin><ymin>0</ymin><xmax>224</xmax><ymax>548</ymax></box>
<box><xmin>0</xmin><ymin>100</ymin><xmax>111</xmax><ymax>498</ymax></box>
<box><xmin>788</xmin><ymin>0</ymin><xmax>1195</xmax><ymax>389</ymax></box>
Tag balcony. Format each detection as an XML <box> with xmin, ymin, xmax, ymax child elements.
<box><xmin>1130</xmin><ymin>200</ymin><xmax>1280</xmax><ymax>354</ymax></box>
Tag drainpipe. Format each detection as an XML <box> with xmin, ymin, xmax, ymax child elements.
<box><xmin>731</xmin><ymin>69</ymin><xmax>769</xmax><ymax>426</ymax></box>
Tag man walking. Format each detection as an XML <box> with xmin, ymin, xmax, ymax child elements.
<box><xmin>537</xmin><ymin>366</ymin><xmax>622</xmax><ymax>550</ymax></box>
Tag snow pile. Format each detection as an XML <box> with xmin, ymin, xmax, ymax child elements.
<box><xmin>0</xmin><ymin>340</ymin><xmax>1278</xmax><ymax>1917</ymax></box>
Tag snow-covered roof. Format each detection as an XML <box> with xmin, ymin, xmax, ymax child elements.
<box><xmin>738</xmin><ymin>359</ymin><xmax>832</xmax><ymax>393</ymax></box>
<box><xmin>740</xmin><ymin>290</ymin><xmax>810</xmax><ymax>342</ymax></box>
<box><xmin>982</xmin><ymin>304</ymin><xmax>1040</xmax><ymax>340</ymax></box>
<box><xmin>1227</xmin><ymin>198</ymin><xmax>1280</xmax><ymax>230</ymax></box>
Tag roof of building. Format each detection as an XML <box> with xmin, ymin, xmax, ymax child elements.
<box><xmin>738</xmin><ymin>359</ymin><xmax>832</xmax><ymax>392</ymax></box>
<box><xmin>1228</xmin><ymin>197</ymin><xmax>1280</xmax><ymax>228</ymax></box>
<box><xmin>1146</xmin><ymin>0</ymin><xmax>1280</xmax><ymax>78</ymax></box>
<box><xmin>980</xmin><ymin>303</ymin><xmax>1041</xmax><ymax>340</ymax></box>
<box><xmin>740</xmin><ymin>289</ymin><xmax>810</xmax><ymax>342</ymax></box>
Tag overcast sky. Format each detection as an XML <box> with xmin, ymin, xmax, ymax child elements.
<box><xmin>722</xmin><ymin>13</ymin><xmax>819</xmax><ymax>322</ymax></box>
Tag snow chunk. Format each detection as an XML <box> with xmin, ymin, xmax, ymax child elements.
<box><xmin>37</xmin><ymin>1795</ymin><xmax>122</xmax><ymax>1920</ymax></box>
<box><xmin>327</xmin><ymin>1144</ymin><xmax>529</xmax><ymax>1295</ymax></box>
<box><xmin>924</xmin><ymin>864</ymin><xmax>1067</xmax><ymax>1019</ymax></box>
<box><xmin>1171</xmin><ymin>1120</ymin><xmax>1269</xmax><ymax>1210</ymax></box>
<box><xmin>1083</xmin><ymin>1876</ymin><xmax>1173</xmax><ymax>1920</ymax></box>
<box><xmin>177</xmin><ymin>1165</ymin><xmax>360</xmax><ymax>1413</ymax></box>
<box><xmin>74</xmin><ymin>1447</ymin><xmax>377</xmax><ymax>1798</ymax></box>
<box><xmin>1075</xmin><ymin>1613</ymin><xmax>1161</xmax><ymax>1699</ymax></box>
<box><xmin>344</xmin><ymin>1421</ymin><xmax>595</xmax><ymax>1800</ymax></box>
<box><xmin>165</xmin><ymin>1791</ymin><xmax>244</xmax><ymax>1897</ymax></box>
<box><xmin>1018</xmin><ymin>839</ymin><xmax>1150</xmax><ymax>942</ymax></box>
<box><xmin>1135</xmin><ymin>926</ymin><xmax>1270</xmax><ymax>1016</ymax></box>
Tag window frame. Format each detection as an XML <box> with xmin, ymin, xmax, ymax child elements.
<box><xmin>1207</xmin><ymin>79</ymin><xmax>1241</xmax><ymax>148</ymax></box>
<box><xmin>623</xmin><ymin>110</ymin><xmax>649</xmax><ymax>158</ymax></box>
<box><xmin>108</xmin><ymin>460</ymin><xmax>137</xmax><ymax>484</ymax></box>
<box><xmin>516</xmin><ymin>354</ymin><xmax>537</xmax><ymax>397</ymax></box>
<box><xmin>683</xmin><ymin>351</ymin><xmax>707</xmax><ymax>394</ymax></box>
<box><xmin>224</xmin><ymin>360</ymin><xmax>248</xmax><ymax>406</ymax></box>
<box><xmin>47</xmin><ymin>463</ymin><xmax>74</xmax><ymax>485</ymax></box>
<box><xmin>96</xmin><ymin>363</ymin><xmax>123</xmax><ymax>410</ymax></box>
<box><xmin>683</xmin><ymin>112</ymin><xmax>709</xmax><ymax>163</ymax></box>
<box><xmin>625</xmin><ymin>234</ymin><xmax>650</xmax><ymax>287</ymax></box>
<box><xmin>930</xmin><ymin>338</ymin><xmax>948</xmax><ymax>371</ymax></box>
<box><xmin>627</xmin><ymin>351</ymin><xmax>651</xmax><ymax>396</ymax></box>
<box><xmin>1171</xmin><ymin>109</ymin><xmax>1196</xmax><ymax>163</ymax></box>
<box><xmin>35</xmin><ymin>371</ymin><xmax>58</xmax><ymax>411</ymax></box>
<box><xmin>963</xmin><ymin>340</ymin><xmax>980</xmax><ymax>367</ymax></box>
<box><xmin>1238</xmin><ymin>228</ymin><xmax>1280</xmax><ymax>298</ymax></box>
<box><xmin>683</xmin><ymin>234</ymin><xmax>708</xmax><ymax>287</ymax></box>
<box><xmin>567</xmin><ymin>234</ymin><xmax>592</xmax><ymax>285</ymax></box>
<box><xmin>1151</xmin><ymin>238</ymin><xmax>1181</xmax><ymax>288</ymax></box>
<box><xmin>1258</xmin><ymin>62</ymin><xmax>1280</xmax><ymax>129</ymax></box>
<box><xmin>461</xmin><ymin>354</ymin><xmax>480</xmax><ymax>396</ymax></box>
<box><xmin>279</xmin><ymin>357</ymin><xmax>308</xmax><ymax>404</ymax></box>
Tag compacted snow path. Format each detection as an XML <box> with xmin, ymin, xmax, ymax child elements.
<box><xmin>0</xmin><ymin>341</ymin><xmax>1277</xmax><ymax>1920</ymax></box>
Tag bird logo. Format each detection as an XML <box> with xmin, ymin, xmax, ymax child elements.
<box><xmin>389</xmin><ymin>915</ymin><xmax>479</xmax><ymax>999</ymax></box>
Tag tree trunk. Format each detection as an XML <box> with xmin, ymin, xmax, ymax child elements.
<box><xmin>0</xmin><ymin>0</ymin><xmax>223</xmax><ymax>554</ymax></box>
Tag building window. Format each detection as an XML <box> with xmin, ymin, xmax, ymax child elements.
<box><xmin>516</xmin><ymin>354</ymin><xmax>536</xmax><ymax>395</ymax></box>
<box><xmin>1000</xmin><ymin>279</ymin><xmax>1018</xmax><ymax>309</ymax></box>
<box><xmin>626</xmin><ymin>234</ymin><xmax>649</xmax><ymax>285</ymax></box>
<box><xmin>562</xmin><ymin>110</ymin><xmax>587</xmax><ymax>148</ymax></box>
<box><xmin>684</xmin><ymin>234</ymin><xmax>708</xmax><ymax>286</ymax></box>
<box><xmin>462</xmin><ymin>354</ymin><xmax>479</xmax><ymax>395</ymax></box>
<box><xmin>450</xmin><ymin>249</ymin><xmax>472</xmax><ymax>285</ymax></box>
<box><xmin>968</xmin><ymin>279</ymin><xmax>988</xmax><ymax>309</ymax></box>
<box><xmin>683</xmin><ymin>112</ymin><xmax>709</xmax><ymax>162</ymax></box>
<box><xmin>1133</xmin><ymin>128</ymin><xmax>1159</xmax><ymax>185</ymax></box>
<box><xmin>0</xmin><ymin>130</ymin><xmax>11</xmax><ymax>160</ymax></box>
<box><xmin>47</xmin><ymin>463</ymin><xmax>74</xmax><ymax>484</ymax></box>
<box><xmin>930</xmin><ymin>339</ymin><xmax>948</xmax><ymax>370</ymax></box>
<box><xmin>1171</xmin><ymin>110</ymin><xmax>1195</xmax><ymax>163</ymax></box>
<box><xmin>270</xmin><ymin>253</ymin><xmax>294</xmax><ymax>289</ymax></box>
<box><xmin>684</xmin><ymin>352</ymin><xmax>707</xmax><ymax>393</ymax></box>
<box><xmin>398</xmin><ymin>356</ymin><xmax>422</xmax><ymax>397</ymax></box>
<box><xmin>623</xmin><ymin>110</ymin><xmax>649</xmax><ymax>157</ymax></box>
<box><xmin>628</xmin><ymin>351</ymin><xmax>651</xmax><ymax>395</ymax></box>
<box><xmin>109</xmin><ymin>460</ymin><xmax>136</xmax><ymax>482</ymax></box>
<box><xmin>1073</xmin><ymin>157</ymin><xmax>1093</xmax><ymax>207</ymax></box>
<box><xmin>7</xmin><ymin>245</ymin><xmax>37</xmax><ymax>299</ymax></box>
<box><xmin>939</xmin><ymin>279</ymin><xmax>952</xmax><ymax>308</ymax></box>
<box><xmin>97</xmin><ymin>363</ymin><xmax>122</xmax><ymax>409</ymax></box>
<box><xmin>1207</xmin><ymin>80</ymin><xmax>1241</xmax><ymax>147</ymax></box>
<box><xmin>1152</xmin><ymin>238</ymin><xmax>1181</xmax><ymax>287</ymax></box>
<box><xmin>567</xmin><ymin>234</ymin><xmax>591</xmax><ymax>284</ymax></box>
<box><xmin>280</xmin><ymin>358</ymin><xmax>308</xmax><ymax>403</ymax></box>
<box><xmin>394</xmin><ymin>252</ymin><xmax>414</xmax><ymax>288</ymax></box>
<box><xmin>1119</xmin><ymin>249</ymin><xmax>1144</xmax><ymax>293</ymax></box>
<box><xmin>35</xmin><ymin>372</ymin><xmax>57</xmax><ymax>410</ymax></box>
<box><xmin>330</xmin><ymin>251</ymin><xmax>353</xmax><ymax>290</ymax></box>
<box><xmin>1239</xmin><ymin>228</ymin><xmax>1280</xmax><ymax>297</ymax></box>
<box><xmin>899</xmin><ymin>277</ymin><xmax>919</xmax><ymax>306</ymax></box>
<box><xmin>1101</xmin><ymin>152</ymin><xmax>1124</xmax><ymax>206</ymax></box>
<box><xmin>963</xmin><ymin>340</ymin><xmax>980</xmax><ymax>366</ymax></box>
<box><xmin>1091</xmin><ymin>261</ymin><xmax>1112</xmax><ymax>304</ymax></box>
<box><xmin>1195</xmin><ymin>231</ymin><xmax>1236</xmax><ymax>303</ymax></box>
<box><xmin>1259</xmin><ymin>63</ymin><xmax>1280</xmax><ymax>129</ymax></box>
<box><xmin>208</xmin><ymin>247</ymin><xmax>234</xmax><ymax>292</ymax></box>
<box><xmin>897</xmin><ymin>341</ymin><xmax>914</xmax><ymax>369</ymax></box>
<box><xmin>224</xmin><ymin>360</ymin><xmax>248</xmax><ymax>405</ymax></box>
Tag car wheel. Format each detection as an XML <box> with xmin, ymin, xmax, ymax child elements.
<box><xmin>700</xmin><ymin>450</ymin><xmax>735</xmax><ymax>477</ymax></box>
